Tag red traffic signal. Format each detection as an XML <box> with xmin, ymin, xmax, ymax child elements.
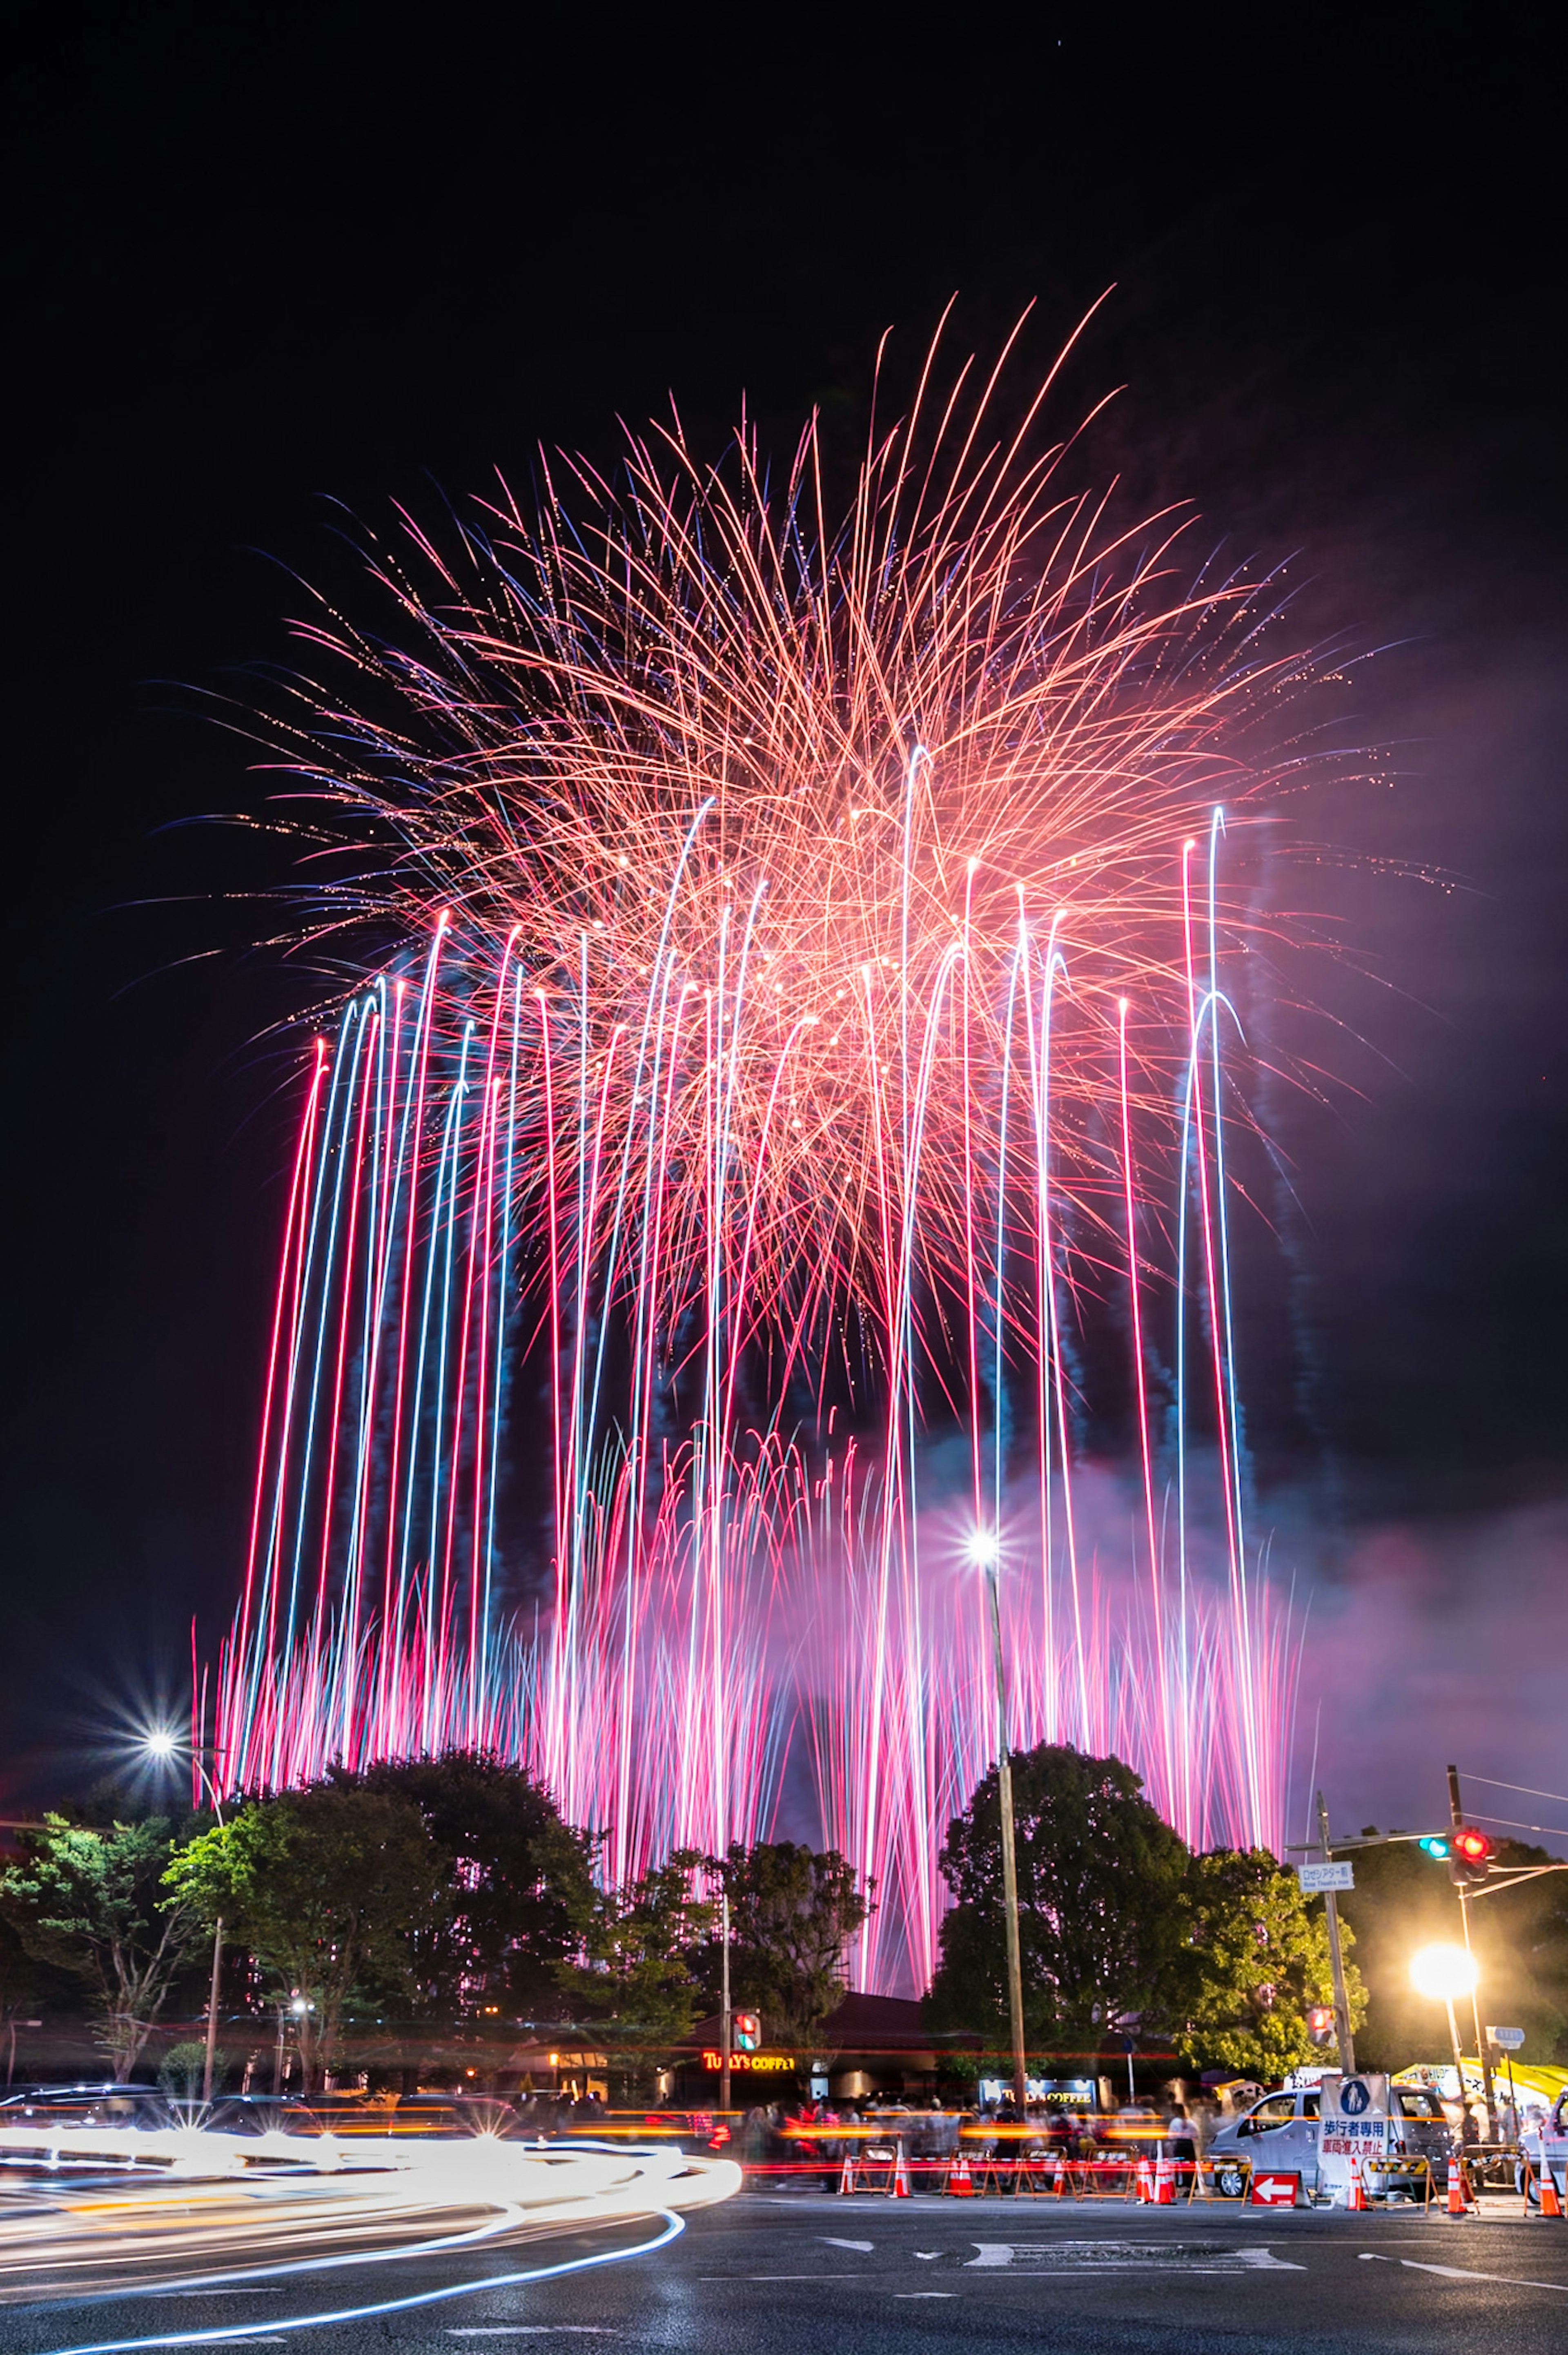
<box><xmin>1307</xmin><ymin>2006</ymin><xmax>1334</xmax><ymax>2044</ymax></box>
<box><xmin>733</xmin><ymin>2011</ymin><xmax>762</xmax><ymax>2052</ymax></box>
<box><xmin>1450</xmin><ymin>1827</ymin><xmax>1493</xmax><ymax>1885</ymax></box>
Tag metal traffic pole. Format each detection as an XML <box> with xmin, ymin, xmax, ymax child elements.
<box><xmin>1315</xmin><ymin>1792</ymin><xmax>1356</xmax><ymax>2076</ymax></box>
<box><xmin>1446</xmin><ymin>1765</ymin><xmax>1497</xmax><ymax>2138</ymax></box>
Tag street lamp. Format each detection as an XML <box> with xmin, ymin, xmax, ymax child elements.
<box><xmin>141</xmin><ymin>1729</ymin><xmax>228</xmax><ymax>2105</ymax></box>
<box><xmin>1410</xmin><ymin>1941</ymin><xmax>1478</xmax><ymax>2103</ymax></box>
<box><xmin>969</xmin><ymin>1530</ymin><xmax>1028</xmax><ymax>2120</ymax></box>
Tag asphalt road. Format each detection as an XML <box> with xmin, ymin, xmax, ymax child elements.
<box><xmin>3</xmin><ymin>2191</ymin><xmax>1567</xmax><ymax>2355</ymax></box>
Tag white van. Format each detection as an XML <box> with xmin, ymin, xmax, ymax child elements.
<box><xmin>1207</xmin><ymin>2083</ymin><xmax>1450</xmax><ymax>2201</ymax></box>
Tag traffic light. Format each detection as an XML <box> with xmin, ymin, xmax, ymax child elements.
<box><xmin>1450</xmin><ymin>1827</ymin><xmax>1492</xmax><ymax>1886</ymax></box>
<box><xmin>1307</xmin><ymin>2006</ymin><xmax>1334</xmax><ymax>2045</ymax></box>
<box><xmin>1419</xmin><ymin>1833</ymin><xmax>1452</xmax><ymax>1861</ymax></box>
<box><xmin>733</xmin><ymin>2011</ymin><xmax>762</xmax><ymax>2052</ymax></box>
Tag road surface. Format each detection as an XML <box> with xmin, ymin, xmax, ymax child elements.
<box><xmin>2</xmin><ymin>2185</ymin><xmax>1567</xmax><ymax>2354</ymax></box>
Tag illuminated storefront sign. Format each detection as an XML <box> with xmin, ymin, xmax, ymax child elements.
<box><xmin>700</xmin><ymin>2049</ymin><xmax>795</xmax><ymax>2074</ymax></box>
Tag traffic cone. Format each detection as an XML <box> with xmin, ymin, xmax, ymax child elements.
<box><xmin>1053</xmin><ymin>2150</ymin><xmax>1069</xmax><ymax>2199</ymax></box>
<box><xmin>890</xmin><ymin>2146</ymin><xmax>911</xmax><ymax>2199</ymax></box>
<box><xmin>1154</xmin><ymin>2150</ymin><xmax>1176</xmax><ymax>2205</ymax></box>
<box><xmin>838</xmin><ymin>2148</ymin><xmax>857</xmax><ymax>2196</ymax></box>
<box><xmin>1135</xmin><ymin>2155</ymin><xmax>1152</xmax><ymax>2204</ymax></box>
<box><xmin>1445</xmin><ymin>2156</ymin><xmax>1468</xmax><ymax>2216</ymax></box>
<box><xmin>1347</xmin><ymin>2155</ymin><xmax>1368</xmax><ymax>2212</ymax></box>
<box><xmin>947</xmin><ymin>2150</ymin><xmax>974</xmax><ymax>2197</ymax></box>
<box><xmin>1539</xmin><ymin>2162</ymin><xmax>1562</xmax><ymax>2219</ymax></box>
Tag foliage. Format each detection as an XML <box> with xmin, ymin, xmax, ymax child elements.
<box><xmin>927</xmin><ymin>1744</ymin><xmax>1193</xmax><ymax>2044</ymax></box>
<box><xmin>700</xmin><ymin>1840</ymin><xmax>870</xmax><ymax>2043</ymax></box>
<box><xmin>554</xmin><ymin>1849</ymin><xmax>715</xmax><ymax>2051</ymax></box>
<box><xmin>0</xmin><ymin>1813</ymin><xmax>204</xmax><ymax>2078</ymax></box>
<box><xmin>337</xmin><ymin>1753</ymin><xmax>596</xmax><ymax>2023</ymax></box>
<box><xmin>1180</xmin><ymin>1846</ymin><xmax>1366</xmax><ymax>2079</ymax></box>
<box><xmin>158</xmin><ymin>2038</ymin><xmax>232</xmax><ymax>2097</ymax></box>
<box><xmin>166</xmin><ymin>1784</ymin><xmax>446</xmax><ymax>2087</ymax></box>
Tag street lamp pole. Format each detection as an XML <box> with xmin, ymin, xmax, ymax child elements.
<box><xmin>979</xmin><ymin>1540</ymin><xmax>1029</xmax><ymax>2119</ymax></box>
<box><xmin>142</xmin><ymin>1728</ymin><xmax>227</xmax><ymax>2103</ymax></box>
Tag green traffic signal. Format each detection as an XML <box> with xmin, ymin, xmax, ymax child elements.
<box><xmin>1419</xmin><ymin>1833</ymin><xmax>1452</xmax><ymax>1859</ymax></box>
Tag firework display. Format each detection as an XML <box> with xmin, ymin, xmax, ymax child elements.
<box><xmin>214</xmin><ymin>331</ymin><xmax>1310</xmax><ymax>1991</ymax></box>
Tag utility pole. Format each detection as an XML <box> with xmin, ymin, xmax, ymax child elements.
<box><xmin>1447</xmin><ymin>1764</ymin><xmax>1497</xmax><ymax>2137</ymax></box>
<box><xmin>1315</xmin><ymin>1792</ymin><xmax>1356</xmax><ymax>2076</ymax></box>
<box><xmin>984</xmin><ymin>1554</ymin><xmax>1029</xmax><ymax>2118</ymax></box>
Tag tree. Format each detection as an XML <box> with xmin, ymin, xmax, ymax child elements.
<box><xmin>927</xmin><ymin>1744</ymin><xmax>1192</xmax><ymax>2045</ymax></box>
<box><xmin>340</xmin><ymin>1753</ymin><xmax>595</xmax><ymax>2023</ymax></box>
<box><xmin>0</xmin><ymin>1813</ymin><xmax>204</xmax><ymax>2078</ymax></box>
<box><xmin>1180</xmin><ymin>1847</ymin><xmax>1367</xmax><ymax>2080</ymax></box>
<box><xmin>554</xmin><ymin>1850</ymin><xmax>715</xmax><ymax>2054</ymax></box>
<box><xmin>701</xmin><ymin>1841</ymin><xmax>870</xmax><ymax>2043</ymax></box>
<box><xmin>167</xmin><ymin>1784</ymin><xmax>446</xmax><ymax>2087</ymax></box>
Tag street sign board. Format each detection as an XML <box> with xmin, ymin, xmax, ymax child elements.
<box><xmin>1249</xmin><ymin>2171</ymin><xmax>1301</xmax><ymax>2207</ymax></box>
<box><xmin>1297</xmin><ymin>1860</ymin><xmax>1354</xmax><ymax>1892</ymax></box>
<box><xmin>1487</xmin><ymin>2025</ymin><xmax>1526</xmax><ymax>2050</ymax></box>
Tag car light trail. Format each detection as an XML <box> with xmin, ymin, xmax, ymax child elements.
<box><xmin>34</xmin><ymin>2209</ymin><xmax>688</xmax><ymax>2355</ymax></box>
<box><xmin>0</xmin><ymin>2131</ymin><xmax>736</xmax><ymax>2329</ymax></box>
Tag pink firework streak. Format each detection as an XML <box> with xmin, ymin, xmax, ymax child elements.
<box><xmin>212</xmin><ymin>322</ymin><xmax>1317</xmax><ymax>1992</ymax></box>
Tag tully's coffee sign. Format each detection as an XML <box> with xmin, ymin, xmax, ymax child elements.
<box><xmin>700</xmin><ymin>2049</ymin><xmax>795</xmax><ymax>2074</ymax></box>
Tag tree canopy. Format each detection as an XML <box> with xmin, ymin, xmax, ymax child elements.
<box><xmin>553</xmin><ymin>1849</ymin><xmax>714</xmax><ymax>2053</ymax></box>
<box><xmin>1183</xmin><ymin>1845</ymin><xmax>1366</xmax><ymax>2079</ymax></box>
<box><xmin>700</xmin><ymin>1840</ymin><xmax>870</xmax><ymax>2043</ymax></box>
<box><xmin>336</xmin><ymin>1753</ymin><xmax>595</xmax><ymax>2023</ymax></box>
<box><xmin>166</xmin><ymin>1784</ymin><xmax>447</xmax><ymax>2085</ymax></box>
<box><xmin>927</xmin><ymin>1743</ymin><xmax>1193</xmax><ymax>2045</ymax></box>
<box><xmin>0</xmin><ymin>1813</ymin><xmax>204</xmax><ymax>2078</ymax></box>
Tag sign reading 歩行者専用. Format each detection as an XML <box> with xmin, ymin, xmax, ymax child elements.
<box><xmin>700</xmin><ymin>2049</ymin><xmax>795</xmax><ymax>2073</ymax></box>
<box><xmin>1297</xmin><ymin>1861</ymin><xmax>1354</xmax><ymax>1893</ymax></box>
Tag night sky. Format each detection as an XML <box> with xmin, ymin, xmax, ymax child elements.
<box><xmin>4</xmin><ymin>7</ymin><xmax>1564</xmax><ymax>1835</ymax></box>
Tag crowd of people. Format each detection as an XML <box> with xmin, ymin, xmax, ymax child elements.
<box><xmin>735</xmin><ymin>2087</ymin><xmax>1221</xmax><ymax>2183</ymax></box>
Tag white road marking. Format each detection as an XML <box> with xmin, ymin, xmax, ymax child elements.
<box><xmin>913</xmin><ymin>2250</ymin><xmax>942</xmax><ymax>2259</ymax></box>
<box><xmin>965</xmin><ymin>2241</ymin><xmax>1304</xmax><ymax>2272</ymax></box>
<box><xmin>820</xmin><ymin>2238</ymin><xmax>873</xmax><ymax>2252</ymax></box>
<box><xmin>895</xmin><ymin>2292</ymin><xmax>955</xmax><ymax>2299</ymax></box>
<box><xmin>1359</xmin><ymin>2255</ymin><xmax>1568</xmax><ymax>2294</ymax></box>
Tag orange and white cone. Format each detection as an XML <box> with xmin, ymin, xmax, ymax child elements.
<box><xmin>1053</xmin><ymin>2151</ymin><xmax>1069</xmax><ymax>2198</ymax></box>
<box><xmin>1154</xmin><ymin>2151</ymin><xmax>1177</xmax><ymax>2205</ymax></box>
<box><xmin>1347</xmin><ymin>2154</ymin><xmax>1368</xmax><ymax>2212</ymax></box>
<box><xmin>947</xmin><ymin>2149</ymin><xmax>974</xmax><ymax>2197</ymax></box>
<box><xmin>1446</xmin><ymin>2156</ymin><xmax>1469</xmax><ymax>2215</ymax></box>
<box><xmin>838</xmin><ymin>2148</ymin><xmax>857</xmax><ymax>2196</ymax></box>
<box><xmin>1540</xmin><ymin>2162</ymin><xmax>1563</xmax><ymax>2218</ymax></box>
<box><xmin>890</xmin><ymin>2146</ymin><xmax>912</xmax><ymax>2199</ymax></box>
<box><xmin>1135</xmin><ymin>2155</ymin><xmax>1152</xmax><ymax>2203</ymax></box>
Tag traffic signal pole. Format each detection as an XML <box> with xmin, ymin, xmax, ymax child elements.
<box><xmin>1315</xmin><ymin>1792</ymin><xmax>1356</xmax><ymax>2076</ymax></box>
<box><xmin>1447</xmin><ymin>1765</ymin><xmax>1496</xmax><ymax>2137</ymax></box>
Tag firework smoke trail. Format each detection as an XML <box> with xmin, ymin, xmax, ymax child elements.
<box><xmin>214</xmin><ymin>321</ymin><xmax>1317</xmax><ymax>1988</ymax></box>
